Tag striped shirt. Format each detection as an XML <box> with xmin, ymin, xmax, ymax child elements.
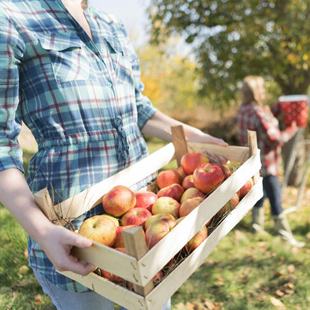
<box><xmin>0</xmin><ymin>0</ymin><xmax>157</xmax><ymax>292</ymax></box>
<box><xmin>237</xmin><ymin>102</ymin><xmax>297</xmax><ymax>177</ymax></box>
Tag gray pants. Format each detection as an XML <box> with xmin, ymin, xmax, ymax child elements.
<box><xmin>33</xmin><ymin>269</ymin><xmax>171</xmax><ymax>310</ymax></box>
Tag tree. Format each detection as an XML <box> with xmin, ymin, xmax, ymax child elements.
<box><xmin>137</xmin><ymin>41</ymin><xmax>201</xmax><ymax>113</ymax></box>
<box><xmin>148</xmin><ymin>0</ymin><xmax>310</xmax><ymax>105</ymax></box>
<box><xmin>148</xmin><ymin>0</ymin><xmax>310</xmax><ymax>186</ymax></box>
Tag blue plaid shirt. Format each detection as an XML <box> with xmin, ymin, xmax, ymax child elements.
<box><xmin>0</xmin><ymin>0</ymin><xmax>157</xmax><ymax>292</ymax></box>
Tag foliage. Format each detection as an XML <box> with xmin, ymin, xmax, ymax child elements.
<box><xmin>137</xmin><ymin>40</ymin><xmax>203</xmax><ymax>112</ymax></box>
<box><xmin>148</xmin><ymin>0</ymin><xmax>310</xmax><ymax>107</ymax></box>
<box><xmin>1</xmin><ymin>141</ymin><xmax>310</xmax><ymax>309</ymax></box>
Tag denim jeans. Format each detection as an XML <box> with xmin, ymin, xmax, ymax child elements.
<box><xmin>33</xmin><ymin>269</ymin><xmax>171</xmax><ymax>310</ymax></box>
<box><xmin>254</xmin><ymin>174</ymin><xmax>283</xmax><ymax>216</ymax></box>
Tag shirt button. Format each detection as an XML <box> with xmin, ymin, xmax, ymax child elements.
<box><xmin>107</xmin><ymin>83</ymin><xmax>112</xmax><ymax>87</ymax></box>
<box><xmin>100</xmin><ymin>48</ymin><xmax>105</xmax><ymax>52</ymax></box>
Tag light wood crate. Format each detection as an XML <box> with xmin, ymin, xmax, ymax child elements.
<box><xmin>34</xmin><ymin>129</ymin><xmax>263</xmax><ymax>310</ymax></box>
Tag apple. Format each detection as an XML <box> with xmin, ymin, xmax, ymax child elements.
<box><xmin>184</xmin><ymin>225</ymin><xmax>208</xmax><ymax>254</ymax></box>
<box><xmin>134</xmin><ymin>190</ymin><xmax>158</xmax><ymax>211</ymax></box>
<box><xmin>102</xmin><ymin>214</ymin><xmax>120</xmax><ymax>227</ymax></box>
<box><xmin>156</xmin><ymin>169</ymin><xmax>181</xmax><ymax>189</ymax></box>
<box><xmin>238</xmin><ymin>178</ymin><xmax>254</xmax><ymax>199</ymax></box>
<box><xmin>102</xmin><ymin>185</ymin><xmax>136</xmax><ymax>217</ymax></box>
<box><xmin>128</xmin><ymin>270</ymin><xmax>164</xmax><ymax>291</ymax></box>
<box><xmin>152</xmin><ymin>197</ymin><xmax>181</xmax><ymax>219</ymax></box>
<box><xmin>182</xmin><ymin>174</ymin><xmax>195</xmax><ymax>190</ymax></box>
<box><xmin>121</xmin><ymin>207</ymin><xmax>152</xmax><ymax>226</ymax></box>
<box><xmin>216</xmin><ymin>193</ymin><xmax>239</xmax><ymax>218</ymax></box>
<box><xmin>180</xmin><ymin>152</ymin><xmax>209</xmax><ymax>175</ymax></box>
<box><xmin>175</xmin><ymin>166</ymin><xmax>187</xmax><ymax>182</ymax></box>
<box><xmin>152</xmin><ymin>270</ymin><xmax>164</xmax><ymax>286</ymax></box>
<box><xmin>193</xmin><ymin>163</ymin><xmax>225</xmax><ymax>194</ymax></box>
<box><xmin>78</xmin><ymin>215</ymin><xmax>117</xmax><ymax>247</ymax></box>
<box><xmin>101</xmin><ymin>248</ymin><xmax>127</xmax><ymax>284</ymax></box>
<box><xmin>145</xmin><ymin>217</ymin><xmax>177</xmax><ymax>249</ymax></box>
<box><xmin>144</xmin><ymin>213</ymin><xmax>176</xmax><ymax>231</ymax></box>
<box><xmin>219</xmin><ymin>164</ymin><xmax>233</xmax><ymax>180</ymax></box>
<box><xmin>180</xmin><ymin>187</ymin><xmax>206</xmax><ymax>204</ymax></box>
<box><xmin>179</xmin><ymin>196</ymin><xmax>205</xmax><ymax>217</ymax></box>
<box><xmin>114</xmin><ymin>225</ymin><xmax>138</xmax><ymax>248</ymax></box>
<box><xmin>157</xmin><ymin>183</ymin><xmax>184</xmax><ymax>202</ymax></box>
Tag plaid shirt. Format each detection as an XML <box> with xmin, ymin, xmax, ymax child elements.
<box><xmin>237</xmin><ymin>102</ymin><xmax>297</xmax><ymax>177</ymax></box>
<box><xmin>0</xmin><ymin>0</ymin><xmax>157</xmax><ymax>292</ymax></box>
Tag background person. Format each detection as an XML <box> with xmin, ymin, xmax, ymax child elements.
<box><xmin>237</xmin><ymin>75</ymin><xmax>305</xmax><ymax>247</ymax></box>
<box><xmin>0</xmin><ymin>0</ymin><xmax>227</xmax><ymax>309</ymax></box>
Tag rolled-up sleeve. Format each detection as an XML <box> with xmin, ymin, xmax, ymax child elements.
<box><xmin>0</xmin><ymin>13</ymin><xmax>24</xmax><ymax>173</ymax></box>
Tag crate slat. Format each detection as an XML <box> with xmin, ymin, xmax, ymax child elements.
<box><xmin>136</xmin><ymin>151</ymin><xmax>261</xmax><ymax>286</ymax></box>
<box><xmin>34</xmin><ymin>143</ymin><xmax>176</xmax><ymax>225</ymax></box>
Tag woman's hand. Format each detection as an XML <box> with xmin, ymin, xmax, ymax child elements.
<box><xmin>0</xmin><ymin>168</ymin><xmax>96</xmax><ymax>277</ymax></box>
<box><xmin>37</xmin><ymin>224</ymin><xmax>96</xmax><ymax>276</ymax></box>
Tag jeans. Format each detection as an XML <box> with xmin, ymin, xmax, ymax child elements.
<box><xmin>254</xmin><ymin>174</ymin><xmax>283</xmax><ymax>216</ymax></box>
<box><xmin>33</xmin><ymin>269</ymin><xmax>171</xmax><ymax>310</ymax></box>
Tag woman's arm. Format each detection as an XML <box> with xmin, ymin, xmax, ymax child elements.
<box><xmin>0</xmin><ymin>168</ymin><xmax>95</xmax><ymax>276</ymax></box>
<box><xmin>142</xmin><ymin>110</ymin><xmax>228</xmax><ymax>146</ymax></box>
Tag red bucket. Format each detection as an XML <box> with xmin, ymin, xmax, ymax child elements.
<box><xmin>279</xmin><ymin>95</ymin><xmax>309</xmax><ymax>127</ymax></box>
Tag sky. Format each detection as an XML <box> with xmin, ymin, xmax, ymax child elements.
<box><xmin>90</xmin><ymin>0</ymin><xmax>151</xmax><ymax>46</ymax></box>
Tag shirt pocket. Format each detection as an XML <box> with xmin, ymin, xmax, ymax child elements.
<box><xmin>105</xmin><ymin>37</ymin><xmax>134</xmax><ymax>85</ymax></box>
<box><xmin>37</xmin><ymin>33</ymin><xmax>96</xmax><ymax>83</ymax></box>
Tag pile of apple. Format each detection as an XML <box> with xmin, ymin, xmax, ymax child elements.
<box><xmin>78</xmin><ymin>151</ymin><xmax>254</xmax><ymax>288</ymax></box>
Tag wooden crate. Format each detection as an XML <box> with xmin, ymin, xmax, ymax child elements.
<box><xmin>34</xmin><ymin>129</ymin><xmax>263</xmax><ymax>310</ymax></box>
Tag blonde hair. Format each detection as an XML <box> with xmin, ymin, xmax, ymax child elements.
<box><xmin>242</xmin><ymin>76</ymin><xmax>265</xmax><ymax>104</ymax></box>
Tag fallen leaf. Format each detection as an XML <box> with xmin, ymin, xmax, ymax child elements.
<box><xmin>214</xmin><ymin>281</ymin><xmax>225</xmax><ymax>287</ymax></box>
<box><xmin>24</xmin><ymin>248</ymin><xmax>29</xmax><ymax>259</ymax></box>
<box><xmin>18</xmin><ymin>265</ymin><xmax>29</xmax><ymax>275</ymax></box>
<box><xmin>270</xmin><ymin>296</ymin><xmax>286</xmax><ymax>309</ymax></box>
<box><xmin>185</xmin><ymin>302</ymin><xmax>195</xmax><ymax>310</ymax></box>
<box><xmin>34</xmin><ymin>294</ymin><xmax>42</xmax><ymax>305</ymax></box>
<box><xmin>287</xmin><ymin>264</ymin><xmax>295</xmax><ymax>274</ymax></box>
<box><xmin>284</xmin><ymin>282</ymin><xmax>295</xmax><ymax>289</ymax></box>
<box><xmin>274</xmin><ymin>290</ymin><xmax>285</xmax><ymax>297</ymax></box>
<box><xmin>204</xmin><ymin>300</ymin><xmax>215</xmax><ymax>309</ymax></box>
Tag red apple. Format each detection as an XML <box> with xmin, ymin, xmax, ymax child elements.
<box><xmin>101</xmin><ymin>248</ymin><xmax>127</xmax><ymax>284</ymax></box>
<box><xmin>78</xmin><ymin>215</ymin><xmax>117</xmax><ymax>247</ymax></box>
<box><xmin>102</xmin><ymin>185</ymin><xmax>136</xmax><ymax>217</ymax></box>
<box><xmin>216</xmin><ymin>193</ymin><xmax>239</xmax><ymax>218</ymax></box>
<box><xmin>145</xmin><ymin>217</ymin><xmax>177</xmax><ymax>249</ymax></box>
<box><xmin>128</xmin><ymin>269</ymin><xmax>164</xmax><ymax>291</ymax></box>
<box><xmin>179</xmin><ymin>196</ymin><xmax>205</xmax><ymax>217</ymax></box>
<box><xmin>157</xmin><ymin>183</ymin><xmax>184</xmax><ymax>202</ymax></box>
<box><xmin>156</xmin><ymin>169</ymin><xmax>181</xmax><ymax>189</ymax></box>
<box><xmin>180</xmin><ymin>187</ymin><xmax>206</xmax><ymax>203</ymax></box>
<box><xmin>144</xmin><ymin>213</ymin><xmax>176</xmax><ymax>231</ymax></box>
<box><xmin>219</xmin><ymin>164</ymin><xmax>233</xmax><ymax>180</ymax></box>
<box><xmin>134</xmin><ymin>190</ymin><xmax>158</xmax><ymax>211</ymax></box>
<box><xmin>152</xmin><ymin>270</ymin><xmax>164</xmax><ymax>286</ymax></box>
<box><xmin>193</xmin><ymin>163</ymin><xmax>224</xmax><ymax>194</ymax></box>
<box><xmin>114</xmin><ymin>225</ymin><xmax>138</xmax><ymax>248</ymax></box>
<box><xmin>184</xmin><ymin>226</ymin><xmax>208</xmax><ymax>254</ymax></box>
<box><xmin>121</xmin><ymin>207</ymin><xmax>152</xmax><ymax>226</ymax></box>
<box><xmin>152</xmin><ymin>197</ymin><xmax>181</xmax><ymax>219</ymax></box>
<box><xmin>182</xmin><ymin>174</ymin><xmax>195</xmax><ymax>190</ymax></box>
<box><xmin>180</xmin><ymin>152</ymin><xmax>209</xmax><ymax>175</ymax></box>
<box><xmin>175</xmin><ymin>166</ymin><xmax>187</xmax><ymax>182</ymax></box>
<box><xmin>238</xmin><ymin>178</ymin><xmax>254</xmax><ymax>199</ymax></box>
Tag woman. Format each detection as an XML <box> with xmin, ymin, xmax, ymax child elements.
<box><xmin>237</xmin><ymin>76</ymin><xmax>304</xmax><ymax>247</ymax></box>
<box><xmin>0</xmin><ymin>0</ymin><xmax>227</xmax><ymax>309</ymax></box>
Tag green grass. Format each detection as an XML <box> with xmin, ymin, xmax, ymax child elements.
<box><xmin>1</xmin><ymin>139</ymin><xmax>309</xmax><ymax>309</ymax></box>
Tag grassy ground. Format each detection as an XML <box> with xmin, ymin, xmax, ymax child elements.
<box><xmin>1</xmin><ymin>142</ymin><xmax>310</xmax><ymax>310</ymax></box>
